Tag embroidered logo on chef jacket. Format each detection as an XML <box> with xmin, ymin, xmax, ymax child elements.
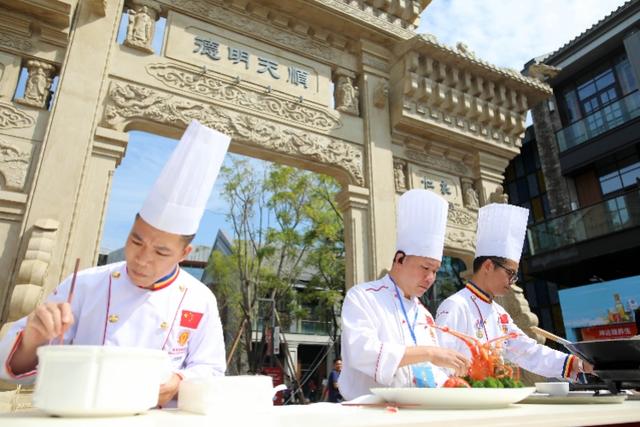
<box><xmin>499</xmin><ymin>313</ymin><xmax>509</xmax><ymax>334</ymax></box>
<box><xmin>178</xmin><ymin>331</ymin><xmax>190</xmax><ymax>346</ymax></box>
<box><xmin>180</xmin><ymin>310</ymin><xmax>203</xmax><ymax>329</ymax></box>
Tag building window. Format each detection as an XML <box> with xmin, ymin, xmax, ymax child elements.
<box><xmin>596</xmin><ymin>147</ymin><xmax>640</xmax><ymax>195</ymax></box>
<box><xmin>557</xmin><ymin>51</ymin><xmax>635</xmax><ymax>127</ymax></box>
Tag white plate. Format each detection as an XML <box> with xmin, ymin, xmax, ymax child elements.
<box><xmin>370</xmin><ymin>387</ymin><xmax>535</xmax><ymax>409</ymax></box>
<box><xmin>521</xmin><ymin>391</ymin><xmax>628</xmax><ymax>405</ymax></box>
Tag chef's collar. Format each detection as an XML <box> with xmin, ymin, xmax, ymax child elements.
<box><xmin>127</xmin><ymin>266</ymin><xmax>180</xmax><ymax>291</ymax></box>
<box><xmin>466</xmin><ymin>280</ymin><xmax>492</xmax><ymax>304</ymax></box>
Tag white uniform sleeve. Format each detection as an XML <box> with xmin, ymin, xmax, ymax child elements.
<box><xmin>435</xmin><ymin>298</ymin><xmax>470</xmax><ymax>358</ymax></box>
<box><xmin>176</xmin><ymin>294</ymin><xmax>226</xmax><ymax>380</ymax></box>
<box><xmin>0</xmin><ymin>275</ymin><xmax>77</xmax><ymax>383</ymax></box>
<box><xmin>340</xmin><ymin>288</ymin><xmax>405</xmax><ymax>386</ymax></box>
<box><xmin>503</xmin><ymin>314</ymin><xmax>577</xmax><ymax>380</ymax></box>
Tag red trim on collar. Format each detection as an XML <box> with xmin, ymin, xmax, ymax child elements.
<box><xmin>466</xmin><ymin>282</ymin><xmax>492</xmax><ymax>304</ymax></box>
<box><xmin>128</xmin><ymin>267</ymin><xmax>180</xmax><ymax>291</ymax></box>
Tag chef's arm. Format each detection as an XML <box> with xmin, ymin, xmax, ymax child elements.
<box><xmin>400</xmin><ymin>346</ymin><xmax>469</xmax><ymax>376</ymax></box>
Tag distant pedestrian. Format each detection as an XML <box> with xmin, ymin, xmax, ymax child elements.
<box><xmin>326</xmin><ymin>359</ymin><xmax>343</xmax><ymax>403</ymax></box>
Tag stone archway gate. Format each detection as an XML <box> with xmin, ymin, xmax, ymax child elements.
<box><xmin>0</xmin><ymin>1</ymin><xmax>550</xmax><ymax>338</ymax></box>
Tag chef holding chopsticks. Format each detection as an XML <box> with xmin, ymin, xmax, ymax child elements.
<box><xmin>436</xmin><ymin>203</ymin><xmax>593</xmax><ymax>381</ymax></box>
<box><xmin>0</xmin><ymin>120</ymin><xmax>230</xmax><ymax>406</ymax></box>
<box><xmin>339</xmin><ymin>190</ymin><xmax>470</xmax><ymax>400</ymax></box>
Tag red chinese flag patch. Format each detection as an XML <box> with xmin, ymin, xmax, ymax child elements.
<box><xmin>499</xmin><ymin>313</ymin><xmax>509</xmax><ymax>324</ymax></box>
<box><xmin>180</xmin><ymin>310</ymin><xmax>203</xmax><ymax>329</ymax></box>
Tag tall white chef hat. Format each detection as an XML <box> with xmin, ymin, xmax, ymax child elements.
<box><xmin>139</xmin><ymin>120</ymin><xmax>231</xmax><ymax>236</ymax></box>
<box><xmin>475</xmin><ymin>203</ymin><xmax>529</xmax><ymax>262</ymax></box>
<box><xmin>396</xmin><ymin>189</ymin><xmax>449</xmax><ymax>261</ymax></box>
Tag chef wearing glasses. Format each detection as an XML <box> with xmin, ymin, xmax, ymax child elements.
<box><xmin>436</xmin><ymin>203</ymin><xmax>592</xmax><ymax>381</ymax></box>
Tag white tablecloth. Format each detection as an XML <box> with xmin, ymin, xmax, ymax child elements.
<box><xmin>2</xmin><ymin>401</ymin><xmax>640</xmax><ymax>427</ymax></box>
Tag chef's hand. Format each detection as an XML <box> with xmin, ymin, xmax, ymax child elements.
<box><xmin>23</xmin><ymin>302</ymin><xmax>75</xmax><ymax>347</ymax></box>
<box><xmin>9</xmin><ymin>302</ymin><xmax>75</xmax><ymax>375</ymax></box>
<box><xmin>579</xmin><ymin>359</ymin><xmax>594</xmax><ymax>374</ymax></box>
<box><xmin>158</xmin><ymin>373</ymin><xmax>182</xmax><ymax>406</ymax></box>
<box><xmin>427</xmin><ymin>347</ymin><xmax>470</xmax><ymax>376</ymax></box>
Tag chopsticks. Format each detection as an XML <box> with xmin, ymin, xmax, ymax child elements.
<box><xmin>58</xmin><ymin>258</ymin><xmax>80</xmax><ymax>344</ymax></box>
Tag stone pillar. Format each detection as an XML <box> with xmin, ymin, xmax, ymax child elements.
<box><xmin>476</xmin><ymin>151</ymin><xmax>510</xmax><ymax>206</ymax></box>
<box><xmin>336</xmin><ymin>185</ymin><xmax>371</xmax><ymax>289</ymax></box>
<box><xmin>11</xmin><ymin>1</ymin><xmax>125</xmax><ymax>299</ymax></box>
<box><xmin>530</xmin><ymin>98</ymin><xmax>573</xmax><ymax>216</ymax></box>
<box><xmin>359</xmin><ymin>41</ymin><xmax>396</xmax><ymax>281</ymax></box>
<box><xmin>623</xmin><ymin>30</ymin><xmax>640</xmax><ymax>91</ymax></box>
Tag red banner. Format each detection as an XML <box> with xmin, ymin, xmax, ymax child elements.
<box><xmin>579</xmin><ymin>322</ymin><xmax>637</xmax><ymax>341</ymax></box>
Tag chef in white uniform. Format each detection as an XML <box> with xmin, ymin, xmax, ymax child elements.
<box><xmin>339</xmin><ymin>189</ymin><xmax>470</xmax><ymax>400</ymax></box>
<box><xmin>0</xmin><ymin>120</ymin><xmax>230</xmax><ymax>405</ymax></box>
<box><xmin>436</xmin><ymin>203</ymin><xmax>592</xmax><ymax>381</ymax></box>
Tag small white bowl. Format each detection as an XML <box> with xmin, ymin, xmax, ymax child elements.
<box><xmin>535</xmin><ymin>382</ymin><xmax>570</xmax><ymax>396</ymax></box>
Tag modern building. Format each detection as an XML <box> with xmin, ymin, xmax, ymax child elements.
<box><xmin>511</xmin><ymin>0</ymin><xmax>640</xmax><ymax>339</ymax></box>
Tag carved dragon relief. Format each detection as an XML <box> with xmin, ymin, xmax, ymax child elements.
<box><xmin>102</xmin><ymin>82</ymin><xmax>364</xmax><ymax>186</ymax></box>
<box><xmin>146</xmin><ymin>63</ymin><xmax>342</xmax><ymax>132</ymax></box>
<box><xmin>447</xmin><ymin>203</ymin><xmax>476</xmax><ymax>229</ymax></box>
<box><xmin>160</xmin><ymin>0</ymin><xmax>334</xmax><ymax>60</ymax></box>
<box><xmin>0</xmin><ymin>102</ymin><xmax>35</xmax><ymax>129</ymax></box>
<box><xmin>0</xmin><ymin>139</ymin><xmax>30</xmax><ymax>190</ymax></box>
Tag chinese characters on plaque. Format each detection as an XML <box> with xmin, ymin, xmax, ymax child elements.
<box><xmin>193</xmin><ymin>36</ymin><xmax>310</xmax><ymax>89</ymax></box>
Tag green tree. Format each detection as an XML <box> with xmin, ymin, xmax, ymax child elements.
<box><xmin>206</xmin><ymin>156</ymin><xmax>345</xmax><ymax>373</ymax></box>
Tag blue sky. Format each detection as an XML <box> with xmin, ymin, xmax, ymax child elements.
<box><xmin>99</xmin><ymin>0</ymin><xmax>628</xmax><ymax>252</ymax></box>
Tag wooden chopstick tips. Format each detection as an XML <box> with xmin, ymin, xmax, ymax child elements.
<box><xmin>58</xmin><ymin>258</ymin><xmax>80</xmax><ymax>345</ymax></box>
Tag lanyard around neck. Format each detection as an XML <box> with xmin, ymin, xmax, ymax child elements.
<box><xmin>389</xmin><ymin>275</ymin><xmax>418</xmax><ymax>346</ymax></box>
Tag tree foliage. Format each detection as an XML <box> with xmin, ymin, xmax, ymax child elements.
<box><xmin>205</xmin><ymin>156</ymin><xmax>345</xmax><ymax>373</ymax></box>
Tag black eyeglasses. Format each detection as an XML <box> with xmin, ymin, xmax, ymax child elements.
<box><xmin>491</xmin><ymin>259</ymin><xmax>518</xmax><ymax>283</ymax></box>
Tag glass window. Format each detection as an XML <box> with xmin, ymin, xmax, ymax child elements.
<box><xmin>525</xmin><ymin>282</ymin><xmax>538</xmax><ymax>308</ymax></box>
<box><xmin>542</xmin><ymin>194</ymin><xmax>551</xmax><ymax>218</ymax></box>
<box><xmin>615</xmin><ymin>54</ymin><xmax>638</xmax><ymax>95</ymax></box>
<box><xmin>600</xmin><ymin>176</ymin><xmax>623</xmax><ymax>194</ymax></box>
<box><xmin>561</xmin><ymin>88</ymin><xmax>582</xmax><ymax>123</ymax></box>
<box><xmin>508</xmin><ymin>181</ymin><xmax>519</xmax><ymax>204</ymax></box>
<box><xmin>621</xmin><ymin>165</ymin><xmax>640</xmax><ymax>187</ymax></box>
<box><xmin>531</xmin><ymin>197</ymin><xmax>544</xmax><ymax>222</ymax></box>
<box><xmin>547</xmin><ymin>282</ymin><xmax>559</xmax><ymax>305</ymax></box>
<box><xmin>514</xmin><ymin>157</ymin><xmax>525</xmax><ymax>178</ymax></box>
<box><xmin>537</xmin><ymin>170</ymin><xmax>546</xmax><ymax>192</ymax></box>
<box><xmin>505</xmin><ymin>163</ymin><xmax>515</xmax><ymax>182</ymax></box>
<box><xmin>577</xmin><ymin>81</ymin><xmax>596</xmax><ymax>100</ymax></box>
<box><xmin>595</xmin><ymin>69</ymin><xmax>615</xmax><ymax>91</ymax></box>
<box><xmin>517</xmin><ymin>177</ymin><xmax>529</xmax><ymax>200</ymax></box>
<box><xmin>527</xmin><ymin>173</ymin><xmax>539</xmax><ymax>197</ymax></box>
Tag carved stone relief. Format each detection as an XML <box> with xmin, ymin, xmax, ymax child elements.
<box><xmin>0</xmin><ymin>102</ymin><xmax>35</xmax><ymax>129</ymax></box>
<box><xmin>124</xmin><ymin>1</ymin><xmax>161</xmax><ymax>54</ymax></box>
<box><xmin>393</xmin><ymin>161</ymin><xmax>407</xmax><ymax>193</ymax></box>
<box><xmin>373</xmin><ymin>81</ymin><xmax>389</xmax><ymax>109</ymax></box>
<box><xmin>103</xmin><ymin>82</ymin><xmax>364</xmax><ymax>186</ymax></box>
<box><xmin>161</xmin><ymin>0</ymin><xmax>334</xmax><ymax>60</ymax></box>
<box><xmin>447</xmin><ymin>203</ymin><xmax>476</xmax><ymax>229</ymax></box>
<box><xmin>146</xmin><ymin>63</ymin><xmax>341</xmax><ymax>132</ymax></box>
<box><xmin>0</xmin><ymin>32</ymin><xmax>33</xmax><ymax>52</ymax></box>
<box><xmin>16</xmin><ymin>60</ymin><xmax>56</xmax><ymax>109</ymax></box>
<box><xmin>462</xmin><ymin>180</ymin><xmax>479</xmax><ymax>210</ymax></box>
<box><xmin>488</xmin><ymin>186</ymin><xmax>509</xmax><ymax>204</ymax></box>
<box><xmin>7</xmin><ymin>219</ymin><xmax>59</xmax><ymax>322</ymax></box>
<box><xmin>334</xmin><ymin>71</ymin><xmax>359</xmax><ymax>116</ymax></box>
<box><xmin>405</xmin><ymin>149</ymin><xmax>470</xmax><ymax>176</ymax></box>
<box><xmin>0</xmin><ymin>139</ymin><xmax>30</xmax><ymax>191</ymax></box>
<box><xmin>445</xmin><ymin>229</ymin><xmax>475</xmax><ymax>252</ymax></box>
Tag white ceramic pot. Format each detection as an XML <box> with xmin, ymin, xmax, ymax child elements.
<box><xmin>33</xmin><ymin>345</ymin><xmax>171</xmax><ymax>417</ymax></box>
<box><xmin>535</xmin><ymin>381</ymin><xmax>570</xmax><ymax>396</ymax></box>
<box><xmin>178</xmin><ymin>375</ymin><xmax>287</xmax><ymax>414</ymax></box>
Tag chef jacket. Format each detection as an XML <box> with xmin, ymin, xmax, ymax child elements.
<box><xmin>435</xmin><ymin>282</ymin><xmax>578</xmax><ymax>380</ymax></box>
<box><xmin>339</xmin><ymin>275</ymin><xmax>448</xmax><ymax>400</ymax></box>
<box><xmin>0</xmin><ymin>261</ymin><xmax>226</xmax><ymax>384</ymax></box>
